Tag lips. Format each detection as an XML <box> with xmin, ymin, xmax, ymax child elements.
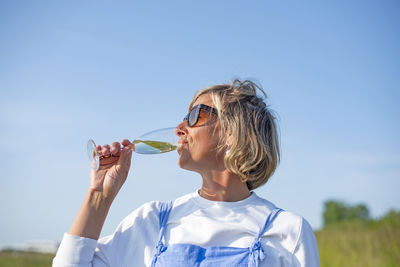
<box><xmin>177</xmin><ymin>139</ymin><xmax>188</xmax><ymax>154</ymax></box>
<box><xmin>178</xmin><ymin>139</ymin><xmax>188</xmax><ymax>146</ymax></box>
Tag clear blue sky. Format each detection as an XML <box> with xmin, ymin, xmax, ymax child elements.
<box><xmin>1</xmin><ymin>1</ymin><xmax>399</xmax><ymax>246</ymax></box>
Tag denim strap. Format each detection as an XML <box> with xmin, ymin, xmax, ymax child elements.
<box><xmin>248</xmin><ymin>208</ymin><xmax>283</xmax><ymax>266</ymax></box>
<box><xmin>151</xmin><ymin>201</ymin><xmax>173</xmax><ymax>266</ymax></box>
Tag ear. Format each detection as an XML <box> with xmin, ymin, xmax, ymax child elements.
<box><xmin>226</xmin><ymin>134</ymin><xmax>234</xmax><ymax>147</ymax></box>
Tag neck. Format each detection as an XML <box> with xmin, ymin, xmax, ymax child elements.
<box><xmin>199</xmin><ymin>170</ymin><xmax>251</xmax><ymax>202</ymax></box>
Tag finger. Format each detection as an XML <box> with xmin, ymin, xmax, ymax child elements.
<box><xmin>121</xmin><ymin>139</ymin><xmax>131</xmax><ymax>147</ymax></box>
<box><xmin>99</xmin><ymin>143</ymin><xmax>119</xmax><ymax>165</ymax></box>
<box><xmin>96</xmin><ymin>145</ymin><xmax>102</xmax><ymax>155</ymax></box>
<box><xmin>118</xmin><ymin>144</ymin><xmax>133</xmax><ymax>169</ymax></box>
<box><xmin>99</xmin><ymin>156</ymin><xmax>119</xmax><ymax>166</ymax></box>
<box><xmin>102</xmin><ymin>144</ymin><xmax>111</xmax><ymax>158</ymax></box>
<box><xmin>110</xmin><ymin>142</ymin><xmax>121</xmax><ymax>156</ymax></box>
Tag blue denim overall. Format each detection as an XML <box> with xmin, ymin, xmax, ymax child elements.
<box><xmin>151</xmin><ymin>201</ymin><xmax>283</xmax><ymax>267</ymax></box>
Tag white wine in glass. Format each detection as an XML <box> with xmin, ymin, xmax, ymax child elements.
<box><xmin>87</xmin><ymin>127</ymin><xmax>179</xmax><ymax>170</ymax></box>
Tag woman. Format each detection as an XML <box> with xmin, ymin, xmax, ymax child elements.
<box><xmin>53</xmin><ymin>80</ymin><xmax>319</xmax><ymax>266</ymax></box>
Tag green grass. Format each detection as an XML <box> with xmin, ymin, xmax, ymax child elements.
<box><xmin>0</xmin><ymin>251</ymin><xmax>54</xmax><ymax>267</ymax></box>
<box><xmin>315</xmin><ymin>212</ymin><xmax>400</xmax><ymax>267</ymax></box>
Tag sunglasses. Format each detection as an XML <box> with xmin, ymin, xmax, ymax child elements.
<box><xmin>183</xmin><ymin>104</ymin><xmax>218</xmax><ymax>127</ymax></box>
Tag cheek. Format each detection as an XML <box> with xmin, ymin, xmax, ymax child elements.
<box><xmin>199</xmin><ymin>135</ymin><xmax>220</xmax><ymax>155</ymax></box>
<box><xmin>188</xmin><ymin>134</ymin><xmax>211</xmax><ymax>156</ymax></box>
<box><xmin>207</xmin><ymin>128</ymin><xmax>222</xmax><ymax>147</ymax></box>
<box><xmin>189</xmin><ymin>137</ymin><xmax>205</xmax><ymax>156</ymax></box>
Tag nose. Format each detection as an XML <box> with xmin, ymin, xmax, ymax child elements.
<box><xmin>175</xmin><ymin>120</ymin><xmax>188</xmax><ymax>137</ymax></box>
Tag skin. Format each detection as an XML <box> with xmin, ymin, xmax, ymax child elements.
<box><xmin>69</xmin><ymin>93</ymin><xmax>250</xmax><ymax>240</ymax></box>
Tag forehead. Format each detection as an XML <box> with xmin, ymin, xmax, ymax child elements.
<box><xmin>192</xmin><ymin>93</ymin><xmax>215</xmax><ymax>109</ymax></box>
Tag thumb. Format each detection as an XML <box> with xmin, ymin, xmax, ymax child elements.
<box><xmin>117</xmin><ymin>146</ymin><xmax>132</xmax><ymax>173</ymax></box>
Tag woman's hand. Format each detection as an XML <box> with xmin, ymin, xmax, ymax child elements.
<box><xmin>90</xmin><ymin>139</ymin><xmax>133</xmax><ymax>201</ymax></box>
<box><xmin>69</xmin><ymin>139</ymin><xmax>133</xmax><ymax>239</ymax></box>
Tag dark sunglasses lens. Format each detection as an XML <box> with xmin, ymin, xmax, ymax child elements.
<box><xmin>188</xmin><ymin>107</ymin><xmax>199</xmax><ymax>127</ymax></box>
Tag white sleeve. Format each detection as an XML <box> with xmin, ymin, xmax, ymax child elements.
<box><xmin>52</xmin><ymin>201</ymin><xmax>160</xmax><ymax>267</ymax></box>
<box><xmin>52</xmin><ymin>233</ymin><xmax>108</xmax><ymax>267</ymax></box>
<box><xmin>292</xmin><ymin>218</ymin><xmax>320</xmax><ymax>267</ymax></box>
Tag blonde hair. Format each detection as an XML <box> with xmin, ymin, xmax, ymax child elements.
<box><xmin>189</xmin><ymin>80</ymin><xmax>280</xmax><ymax>190</ymax></box>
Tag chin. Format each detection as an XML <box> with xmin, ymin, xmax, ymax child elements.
<box><xmin>177</xmin><ymin>154</ymin><xmax>197</xmax><ymax>172</ymax></box>
<box><xmin>177</xmin><ymin>158</ymin><xmax>190</xmax><ymax>170</ymax></box>
<box><xmin>177</xmin><ymin>153</ymin><xmax>187</xmax><ymax>168</ymax></box>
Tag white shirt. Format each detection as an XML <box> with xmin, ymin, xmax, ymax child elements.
<box><xmin>53</xmin><ymin>191</ymin><xmax>319</xmax><ymax>266</ymax></box>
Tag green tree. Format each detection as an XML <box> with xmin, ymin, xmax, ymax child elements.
<box><xmin>347</xmin><ymin>204</ymin><xmax>369</xmax><ymax>221</ymax></box>
<box><xmin>323</xmin><ymin>200</ymin><xmax>347</xmax><ymax>226</ymax></box>
<box><xmin>323</xmin><ymin>200</ymin><xmax>370</xmax><ymax>226</ymax></box>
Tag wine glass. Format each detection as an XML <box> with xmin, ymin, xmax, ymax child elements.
<box><xmin>87</xmin><ymin>127</ymin><xmax>179</xmax><ymax>170</ymax></box>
